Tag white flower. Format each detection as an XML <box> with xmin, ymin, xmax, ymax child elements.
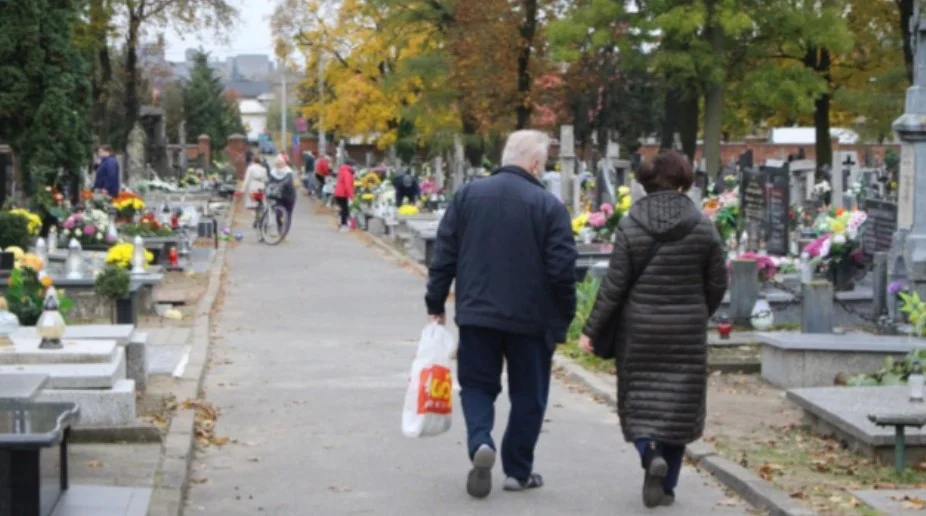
<box><xmin>96</xmin><ymin>232</ymin><xmax>103</xmax><ymax>241</ymax></box>
<box><xmin>820</xmin><ymin>237</ymin><xmax>831</xmax><ymax>258</ymax></box>
<box><xmin>833</xmin><ymin>234</ymin><xmax>846</xmax><ymax>245</ymax></box>
<box><xmin>76</xmin><ymin>228</ymin><xmax>83</xmax><ymax>237</ymax></box>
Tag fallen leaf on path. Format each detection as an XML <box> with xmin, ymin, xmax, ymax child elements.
<box><xmin>87</xmin><ymin>460</ymin><xmax>102</xmax><ymax>468</ymax></box>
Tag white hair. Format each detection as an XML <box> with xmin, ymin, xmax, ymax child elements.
<box><xmin>501</xmin><ymin>130</ymin><xmax>551</xmax><ymax>170</ymax></box>
<box><xmin>273</xmin><ymin>156</ymin><xmax>288</xmax><ymax>169</ymax></box>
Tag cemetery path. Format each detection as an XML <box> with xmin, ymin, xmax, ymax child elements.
<box><xmin>184</xmin><ymin>201</ymin><xmax>750</xmax><ymax>516</ymax></box>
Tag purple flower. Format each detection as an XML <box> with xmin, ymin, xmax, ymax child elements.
<box><xmin>83</xmin><ymin>224</ymin><xmax>96</xmax><ymax>236</ymax></box>
<box><xmin>63</xmin><ymin>218</ymin><xmax>76</xmax><ymax>230</ymax></box>
<box><xmin>105</xmin><ymin>233</ymin><xmax>116</xmax><ymax>243</ymax></box>
<box><xmin>889</xmin><ymin>281</ymin><xmax>905</xmax><ymax>296</ymax></box>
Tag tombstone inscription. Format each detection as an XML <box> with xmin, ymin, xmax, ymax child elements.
<box><xmin>764</xmin><ymin>165</ymin><xmax>791</xmax><ymax>256</ymax></box>
<box><xmin>861</xmin><ymin>198</ymin><xmax>899</xmax><ymax>260</ymax></box>
<box><xmin>739</xmin><ymin>168</ymin><xmax>768</xmax><ymax>251</ymax></box>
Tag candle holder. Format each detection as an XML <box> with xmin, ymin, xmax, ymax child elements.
<box><xmin>160</xmin><ymin>201</ymin><xmax>172</xmax><ymax>226</ymax></box>
<box><xmin>0</xmin><ymin>297</ymin><xmax>19</xmax><ymax>347</ymax></box>
<box><xmin>37</xmin><ymin>288</ymin><xmax>66</xmax><ymax>350</ymax></box>
<box><xmin>911</xmin><ymin>361</ymin><xmax>924</xmax><ymax>403</ymax></box>
<box><xmin>65</xmin><ymin>238</ymin><xmax>84</xmax><ymax>279</ymax></box>
<box><xmin>34</xmin><ymin>237</ymin><xmax>48</xmax><ymax>268</ymax></box>
<box><xmin>178</xmin><ymin>229</ymin><xmax>192</xmax><ymax>258</ymax></box>
<box><xmin>168</xmin><ymin>246</ymin><xmax>180</xmax><ymax>270</ymax></box>
<box><xmin>106</xmin><ymin>212</ymin><xmax>119</xmax><ymax>243</ymax></box>
<box><xmin>48</xmin><ymin>226</ymin><xmax>59</xmax><ymax>253</ymax></box>
<box><xmin>716</xmin><ymin>313</ymin><xmax>733</xmax><ymax>340</ymax></box>
<box><xmin>131</xmin><ymin>235</ymin><xmax>147</xmax><ymax>275</ymax></box>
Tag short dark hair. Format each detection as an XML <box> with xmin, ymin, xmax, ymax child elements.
<box><xmin>637</xmin><ymin>150</ymin><xmax>693</xmax><ymax>194</ymax></box>
<box><xmin>99</xmin><ymin>144</ymin><xmax>113</xmax><ymax>153</ymax></box>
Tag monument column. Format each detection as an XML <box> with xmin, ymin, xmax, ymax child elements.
<box><xmin>559</xmin><ymin>125</ymin><xmax>577</xmax><ymax>213</ymax></box>
<box><xmin>893</xmin><ymin>2</ymin><xmax>926</xmax><ymax>295</ymax></box>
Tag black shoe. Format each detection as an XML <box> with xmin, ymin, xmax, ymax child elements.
<box><xmin>660</xmin><ymin>490</ymin><xmax>675</xmax><ymax>506</ymax></box>
<box><xmin>641</xmin><ymin>444</ymin><xmax>668</xmax><ymax>508</ymax></box>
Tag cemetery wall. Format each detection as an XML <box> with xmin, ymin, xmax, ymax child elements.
<box><xmin>637</xmin><ymin>140</ymin><xmax>900</xmax><ymax>166</ymax></box>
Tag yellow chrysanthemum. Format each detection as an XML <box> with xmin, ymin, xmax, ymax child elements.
<box><xmin>105</xmin><ymin>243</ymin><xmax>154</xmax><ymax>269</ymax></box>
<box><xmin>619</xmin><ymin>196</ymin><xmax>632</xmax><ymax>212</ymax></box>
<box><xmin>10</xmin><ymin>209</ymin><xmax>42</xmax><ymax>235</ymax></box>
<box><xmin>398</xmin><ymin>205</ymin><xmax>420</xmax><ymax>216</ymax></box>
<box><xmin>4</xmin><ymin>246</ymin><xmax>24</xmax><ymax>262</ymax></box>
<box><xmin>571</xmin><ymin>213</ymin><xmax>589</xmax><ymax>234</ymax></box>
<box><xmin>617</xmin><ymin>186</ymin><xmax>630</xmax><ymax>196</ymax></box>
<box><xmin>18</xmin><ymin>253</ymin><xmax>44</xmax><ymax>272</ymax></box>
<box><xmin>361</xmin><ymin>193</ymin><xmax>374</xmax><ymax>201</ymax></box>
<box><xmin>830</xmin><ymin>220</ymin><xmax>846</xmax><ymax>235</ymax></box>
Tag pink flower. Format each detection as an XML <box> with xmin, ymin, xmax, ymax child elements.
<box><xmin>600</xmin><ymin>203</ymin><xmax>613</xmax><ymax>215</ymax></box>
<box><xmin>804</xmin><ymin>235</ymin><xmax>829</xmax><ymax>258</ymax></box>
<box><xmin>63</xmin><ymin>218</ymin><xmax>76</xmax><ymax>230</ymax></box>
<box><xmin>588</xmin><ymin>212</ymin><xmax>607</xmax><ymax>228</ymax></box>
<box><xmin>105</xmin><ymin>233</ymin><xmax>116</xmax><ymax>243</ymax></box>
<box><xmin>83</xmin><ymin>224</ymin><xmax>96</xmax><ymax>236</ymax></box>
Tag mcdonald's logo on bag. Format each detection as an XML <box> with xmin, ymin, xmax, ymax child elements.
<box><xmin>417</xmin><ymin>365</ymin><xmax>453</xmax><ymax>415</ymax></box>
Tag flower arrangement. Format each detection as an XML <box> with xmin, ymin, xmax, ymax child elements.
<box><xmin>729</xmin><ymin>252</ymin><xmax>778</xmax><ymax>283</ymax></box>
<box><xmin>105</xmin><ymin>242</ymin><xmax>154</xmax><ymax>269</ymax></box>
<box><xmin>120</xmin><ymin>213</ymin><xmax>173</xmax><ymax>238</ymax></box>
<box><xmin>5</xmin><ymin>254</ymin><xmax>73</xmax><ymax>325</ymax></box>
<box><xmin>9</xmin><ymin>208</ymin><xmax>42</xmax><ymax>236</ymax></box>
<box><xmin>398</xmin><ymin>204</ymin><xmax>420</xmax><ymax>216</ymax></box>
<box><xmin>113</xmin><ymin>192</ymin><xmax>145</xmax><ymax>219</ymax></box>
<box><xmin>181</xmin><ymin>171</ymin><xmax>202</xmax><ymax>187</ymax></box>
<box><xmin>573</xmin><ymin>186</ymin><xmax>633</xmax><ymax>242</ymax></box>
<box><xmin>0</xmin><ymin>212</ymin><xmax>34</xmax><ymax>250</ymax></box>
<box><xmin>702</xmin><ymin>190</ymin><xmax>739</xmax><ymax>241</ymax></box>
<box><xmin>83</xmin><ymin>190</ymin><xmax>112</xmax><ymax>212</ymax></box>
<box><xmin>804</xmin><ymin>208</ymin><xmax>868</xmax><ymax>281</ymax></box>
<box><xmin>61</xmin><ymin>209</ymin><xmax>115</xmax><ymax>247</ymax></box>
<box><xmin>360</xmin><ymin>173</ymin><xmax>381</xmax><ymax>190</ymax></box>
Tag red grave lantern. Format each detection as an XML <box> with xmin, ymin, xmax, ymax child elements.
<box><xmin>168</xmin><ymin>246</ymin><xmax>179</xmax><ymax>268</ymax></box>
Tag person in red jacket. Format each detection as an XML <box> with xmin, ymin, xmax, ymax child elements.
<box><xmin>333</xmin><ymin>160</ymin><xmax>355</xmax><ymax>231</ymax></box>
<box><xmin>315</xmin><ymin>154</ymin><xmax>331</xmax><ymax>197</ymax></box>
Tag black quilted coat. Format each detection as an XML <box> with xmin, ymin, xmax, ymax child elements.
<box><xmin>583</xmin><ymin>191</ymin><xmax>728</xmax><ymax>445</ymax></box>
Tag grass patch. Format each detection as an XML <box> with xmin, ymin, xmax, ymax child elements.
<box><xmin>558</xmin><ymin>339</ymin><xmax>615</xmax><ymax>374</ymax></box>
<box><xmin>711</xmin><ymin>423</ymin><xmax>926</xmax><ymax>514</ymax></box>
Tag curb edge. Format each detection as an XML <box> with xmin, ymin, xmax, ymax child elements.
<box><xmin>147</xmin><ymin>207</ymin><xmax>234</xmax><ymax>516</ymax></box>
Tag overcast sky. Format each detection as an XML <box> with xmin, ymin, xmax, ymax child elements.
<box><xmin>162</xmin><ymin>0</ymin><xmax>277</xmax><ymax>62</ymax></box>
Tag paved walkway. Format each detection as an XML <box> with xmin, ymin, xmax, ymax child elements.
<box><xmin>185</xmin><ymin>200</ymin><xmax>748</xmax><ymax>515</ymax></box>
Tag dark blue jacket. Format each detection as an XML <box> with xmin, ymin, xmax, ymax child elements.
<box><xmin>425</xmin><ymin>166</ymin><xmax>578</xmax><ymax>347</ymax></box>
<box><xmin>93</xmin><ymin>156</ymin><xmax>120</xmax><ymax>197</ymax></box>
<box><xmin>393</xmin><ymin>172</ymin><xmax>420</xmax><ymax>201</ymax></box>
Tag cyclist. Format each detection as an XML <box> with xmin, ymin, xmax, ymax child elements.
<box><xmin>268</xmin><ymin>154</ymin><xmax>297</xmax><ymax>235</ymax></box>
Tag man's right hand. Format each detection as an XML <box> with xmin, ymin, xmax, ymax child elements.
<box><xmin>428</xmin><ymin>314</ymin><xmax>446</xmax><ymax>325</ymax></box>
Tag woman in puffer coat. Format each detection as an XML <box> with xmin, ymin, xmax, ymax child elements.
<box><xmin>578</xmin><ymin>150</ymin><xmax>728</xmax><ymax>508</ymax></box>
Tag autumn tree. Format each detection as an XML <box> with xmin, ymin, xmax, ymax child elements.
<box><xmin>111</xmin><ymin>0</ymin><xmax>237</xmax><ymax>162</ymax></box>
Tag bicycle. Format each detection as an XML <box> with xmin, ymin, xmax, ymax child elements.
<box><xmin>250</xmin><ymin>190</ymin><xmax>290</xmax><ymax>245</ymax></box>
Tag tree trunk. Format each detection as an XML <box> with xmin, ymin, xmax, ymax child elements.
<box><xmin>898</xmin><ymin>0</ymin><xmax>914</xmax><ymax>84</ymax></box>
<box><xmin>702</xmin><ymin>0</ymin><xmax>725</xmax><ymax>178</ymax></box>
<box><xmin>515</xmin><ymin>0</ymin><xmax>538</xmax><ymax>129</ymax></box>
<box><xmin>660</xmin><ymin>88</ymin><xmax>680</xmax><ymax>149</ymax></box>
<box><xmin>679</xmin><ymin>91</ymin><xmax>699</xmax><ymax>162</ymax></box>
<box><xmin>122</xmin><ymin>11</ymin><xmax>142</xmax><ymax>181</ymax></box>
<box><xmin>10</xmin><ymin>150</ymin><xmax>23</xmax><ymax>203</ymax></box>
<box><xmin>805</xmin><ymin>46</ymin><xmax>833</xmax><ymax>168</ymax></box>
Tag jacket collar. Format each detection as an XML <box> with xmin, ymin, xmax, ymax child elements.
<box><xmin>493</xmin><ymin>165</ymin><xmax>543</xmax><ymax>188</ymax></box>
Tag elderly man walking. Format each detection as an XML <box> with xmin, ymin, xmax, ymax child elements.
<box><xmin>425</xmin><ymin>130</ymin><xmax>578</xmax><ymax>498</ymax></box>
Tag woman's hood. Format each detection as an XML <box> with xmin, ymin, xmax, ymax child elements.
<box><xmin>628</xmin><ymin>191</ymin><xmax>703</xmax><ymax>242</ymax></box>
<box><xmin>269</xmin><ymin>167</ymin><xmax>293</xmax><ymax>180</ymax></box>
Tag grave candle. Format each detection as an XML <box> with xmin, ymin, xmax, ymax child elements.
<box><xmin>910</xmin><ymin>361</ymin><xmax>924</xmax><ymax>402</ymax></box>
<box><xmin>36</xmin><ymin>288</ymin><xmax>66</xmax><ymax>350</ymax></box>
<box><xmin>48</xmin><ymin>226</ymin><xmax>58</xmax><ymax>253</ymax></box>
<box><xmin>106</xmin><ymin>213</ymin><xmax>118</xmax><ymax>243</ymax></box>
<box><xmin>34</xmin><ymin>237</ymin><xmax>47</xmax><ymax>267</ymax></box>
<box><xmin>65</xmin><ymin>238</ymin><xmax>83</xmax><ymax>279</ymax></box>
<box><xmin>168</xmin><ymin>246</ymin><xmax>179</xmax><ymax>268</ymax></box>
<box><xmin>131</xmin><ymin>236</ymin><xmax>146</xmax><ymax>274</ymax></box>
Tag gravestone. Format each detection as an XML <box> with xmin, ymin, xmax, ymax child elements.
<box><xmin>764</xmin><ymin>164</ymin><xmax>791</xmax><ymax>256</ymax></box>
<box><xmin>739</xmin><ymin>168</ymin><xmax>768</xmax><ymax>252</ymax></box>
<box><xmin>861</xmin><ymin>198</ymin><xmax>898</xmax><ymax>261</ymax></box>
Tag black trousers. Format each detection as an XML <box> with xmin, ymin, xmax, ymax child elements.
<box><xmin>335</xmin><ymin>196</ymin><xmax>349</xmax><ymax>226</ymax></box>
<box><xmin>457</xmin><ymin>325</ymin><xmax>553</xmax><ymax>481</ymax></box>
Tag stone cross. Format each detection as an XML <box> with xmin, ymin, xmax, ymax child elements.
<box><xmin>559</xmin><ymin>125</ymin><xmax>578</xmax><ymax>213</ymax></box>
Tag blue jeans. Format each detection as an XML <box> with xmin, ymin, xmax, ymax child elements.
<box><xmin>457</xmin><ymin>326</ymin><xmax>553</xmax><ymax>481</ymax></box>
<box><xmin>634</xmin><ymin>439</ymin><xmax>685</xmax><ymax>493</ymax></box>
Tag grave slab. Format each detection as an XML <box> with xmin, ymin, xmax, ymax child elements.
<box><xmin>0</xmin><ymin>348</ymin><xmax>126</xmax><ymax>389</ymax></box>
<box><xmin>36</xmin><ymin>378</ymin><xmax>136</xmax><ymax>427</ymax></box>
<box><xmin>51</xmin><ymin>485</ymin><xmax>151</xmax><ymax>516</ymax></box>
<box><xmin>0</xmin><ymin>338</ymin><xmax>119</xmax><ymax>365</ymax></box>
<box><xmin>0</xmin><ymin>373</ymin><xmax>48</xmax><ymax>401</ymax></box>
<box><xmin>851</xmin><ymin>489</ymin><xmax>926</xmax><ymax>514</ymax></box>
<box><xmin>759</xmin><ymin>332</ymin><xmax>918</xmax><ymax>388</ymax></box>
<box><xmin>787</xmin><ymin>386</ymin><xmax>926</xmax><ymax>466</ymax></box>
<box><xmin>13</xmin><ymin>325</ymin><xmax>134</xmax><ymax>346</ymax></box>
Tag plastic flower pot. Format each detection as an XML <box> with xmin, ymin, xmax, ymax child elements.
<box><xmin>113</xmin><ymin>292</ymin><xmax>138</xmax><ymax>325</ymax></box>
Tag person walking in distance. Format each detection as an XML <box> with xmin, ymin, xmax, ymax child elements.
<box><xmin>93</xmin><ymin>144</ymin><xmax>121</xmax><ymax>197</ymax></box>
<box><xmin>315</xmin><ymin>154</ymin><xmax>331</xmax><ymax>198</ymax></box>
<box><xmin>333</xmin><ymin>159</ymin><xmax>355</xmax><ymax>232</ymax></box>
<box><xmin>578</xmin><ymin>150</ymin><xmax>728</xmax><ymax>508</ymax></box>
<box><xmin>425</xmin><ymin>130</ymin><xmax>577</xmax><ymax>498</ymax></box>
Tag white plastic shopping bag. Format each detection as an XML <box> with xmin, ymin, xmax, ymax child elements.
<box><xmin>402</xmin><ymin>323</ymin><xmax>456</xmax><ymax>438</ymax></box>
